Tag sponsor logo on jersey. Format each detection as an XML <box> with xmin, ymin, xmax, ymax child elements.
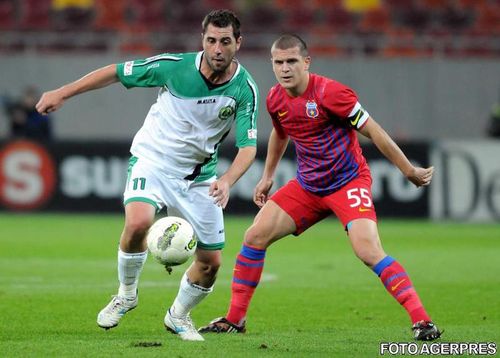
<box><xmin>278</xmin><ymin>110</ymin><xmax>288</xmax><ymax>118</ymax></box>
<box><xmin>305</xmin><ymin>100</ymin><xmax>319</xmax><ymax>118</ymax></box>
<box><xmin>247</xmin><ymin>129</ymin><xmax>257</xmax><ymax>139</ymax></box>
<box><xmin>197</xmin><ymin>98</ymin><xmax>216</xmax><ymax>104</ymax></box>
<box><xmin>124</xmin><ymin>61</ymin><xmax>134</xmax><ymax>76</ymax></box>
<box><xmin>146</xmin><ymin>63</ymin><xmax>160</xmax><ymax>70</ymax></box>
<box><xmin>218</xmin><ymin>106</ymin><xmax>235</xmax><ymax>120</ymax></box>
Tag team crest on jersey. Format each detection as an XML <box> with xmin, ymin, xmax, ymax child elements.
<box><xmin>305</xmin><ymin>101</ymin><xmax>319</xmax><ymax>118</ymax></box>
<box><xmin>218</xmin><ymin>106</ymin><xmax>235</xmax><ymax>120</ymax></box>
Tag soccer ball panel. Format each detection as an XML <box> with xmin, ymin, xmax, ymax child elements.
<box><xmin>146</xmin><ymin>216</ymin><xmax>197</xmax><ymax>266</ymax></box>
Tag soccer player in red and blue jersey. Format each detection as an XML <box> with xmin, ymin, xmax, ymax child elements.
<box><xmin>200</xmin><ymin>34</ymin><xmax>441</xmax><ymax>341</ymax></box>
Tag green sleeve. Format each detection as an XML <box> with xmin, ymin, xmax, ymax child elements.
<box><xmin>234</xmin><ymin>77</ymin><xmax>259</xmax><ymax>148</ymax></box>
<box><xmin>116</xmin><ymin>54</ymin><xmax>183</xmax><ymax>89</ymax></box>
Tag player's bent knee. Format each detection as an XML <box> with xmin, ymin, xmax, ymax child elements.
<box><xmin>194</xmin><ymin>251</ymin><xmax>221</xmax><ymax>273</ymax></box>
<box><xmin>244</xmin><ymin>225</ymin><xmax>272</xmax><ymax>249</ymax></box>
<box><xmin>124</xmin><ymin>217</ymin><xmax>153</xmax><ymax>237</ymax></box>
<box><xmin>194</xmin><ymin>260</ymin><xmax>220</xmax><ymax>277</ymax></box>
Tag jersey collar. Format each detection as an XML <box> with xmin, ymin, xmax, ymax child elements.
<box><xmin>195</xmin><ymin>51</ymin><xmax>241</xmax><ymax>84</ymax></box>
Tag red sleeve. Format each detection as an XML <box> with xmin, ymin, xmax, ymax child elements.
<box><xmin>322</xmin><ymin>80</ymin><xmax>358</xmax><ymax>119</ymax></box>
<box><xmin>270</xmin><ymin>116</ymin><xmax>287</xmax><ymax>138</ymax></box>
<box><xmin>266</xmin><ymin>87</ymin><xmax>287</xmax><ymax>138</ymax></box>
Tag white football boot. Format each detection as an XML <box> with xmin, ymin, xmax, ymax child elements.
<box><xmin>97</xmin><ymin>295</ymin><xmax>138</xmax><ymax>329</ymax></box>
<box><xmin>164</xmin><ymin>309</ymin><xmax>204</xmax><ymax>341</ymax></box>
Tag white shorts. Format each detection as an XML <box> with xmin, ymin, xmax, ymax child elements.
<box><xmin>123</xmin><ymin>156</ymin><xmax>225</xmax><ymax>250</ymax></box>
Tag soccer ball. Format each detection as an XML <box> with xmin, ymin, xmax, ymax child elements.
<box><xmin>146</xmin><ymin>216</ymin><xmax>197</xmax><ymax>267</ymax></box>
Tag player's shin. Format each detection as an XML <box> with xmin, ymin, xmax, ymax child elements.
<box><xmin>170</xmin><ymin>272</ymin><xmax>213</xmax><ymax>318</ymax></box>
<box><xmin>226</xmin><ymin>244</ymin><xmax>266</xmax><ymax>325</ymax></box>
<box><xmin>117</xmin><ymin>248</ymin><xmax>148</xmax><ymax>299</ymax></box>
<box><xmin>373</xmin><ymin>256</ymin><xmax>431</xmax><ymax>324</ymax></box>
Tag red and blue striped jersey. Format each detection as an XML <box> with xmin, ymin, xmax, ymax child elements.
<box><xmin>266</xmin><ymin>73</ymin><xmax>371</xmax><ymax>195</ymax></box>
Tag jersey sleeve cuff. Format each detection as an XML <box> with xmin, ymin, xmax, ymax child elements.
<box><xmin>115</xmin><ymin>62</ymin><xmax>133</xmax><ymax>88</ymax></box>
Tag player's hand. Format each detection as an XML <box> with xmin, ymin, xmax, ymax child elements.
<box><xmin>209</xmin><ymin>178</ymin><xmax>231</xmax><ymax>209</ymax></box>
<box><xmin>253</xmin><ymin>178</ymin><xmax>274</xmax><ymax>208</ymax></box>
<box><xmin>35</xmin><ymin>89</ymin><xmax>65</xmax><ymax>115</ymax></box>
<box><xmin>406</xmin><ymin>166</ymin><xmax>434</xmax><ymax>187</ymax></box>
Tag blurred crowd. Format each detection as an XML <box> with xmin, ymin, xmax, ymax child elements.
<box><xmin>2</xmin><ymin>86</ymin><xmax>53</xmax><ymax>141</ymax></box>
<box><xmin>0</xmin><ymin>0</ymin><xmax>499</xmax><ymax>56</ymax></box>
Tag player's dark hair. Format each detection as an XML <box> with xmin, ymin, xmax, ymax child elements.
<box><xmin>272</xmin><ymin>34</ymin><xmax>308</xmax><ymax>57</ymax></box>
<box><xmin>202</xmin><ymin>9</ymin><xmax>241</xmax><ymax>39</ymax></box>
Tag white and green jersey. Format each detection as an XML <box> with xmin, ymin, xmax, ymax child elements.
<box><xmin>116</xmin><ymin>51</ymin><xmax>259</xmax><ymax>181</ymax></box>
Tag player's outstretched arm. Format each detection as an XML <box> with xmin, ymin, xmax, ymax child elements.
<box><xmin>359</xmin><ymin>117</ymin><xmax>434</xmax><ymax>187</ymax></box>
<box><xmin>209</xmin><ymin>146</ymin><xmax>256</xmax><ymax>209</ymax></box>
<box><xmin>254</xmin><ymin>128</ymin><xmax>289</xmax><ymax>207</ymax></box>
<box><xmin>36</xmin><ymin>64</ymin><xmax>119</xmax><ymax>115</ymax></box>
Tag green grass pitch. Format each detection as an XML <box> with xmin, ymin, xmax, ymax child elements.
<box><xmin>0</xmin><ymin>214</ymin><xmax>499</xmax><ymax>357</ymax></box>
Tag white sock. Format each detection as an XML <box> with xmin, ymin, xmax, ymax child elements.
<box><xmin>170</xmin><ymin>272</ymin><xmax>213</xmax><ymax>318</ymax></box>
<box><xmin>117</xmin><ymin>248</ymin><xmax>147</xmax><ymax>299</ymax></box>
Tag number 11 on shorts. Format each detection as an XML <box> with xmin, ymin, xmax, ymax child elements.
<box><xmin>132</xmin><ymin>177</ymin><xmax>146</xmax><ymax>190</ymax></box>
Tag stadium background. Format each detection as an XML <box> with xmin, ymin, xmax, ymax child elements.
<box><xmin>0</xmin><ymin>0</ymin><xmax>499</xmax><ymax>222</ymax></box>
<box><xmin>1</xmin><ymin>2</ymin><xmax>499</xmax><ymax>357</ymax></box>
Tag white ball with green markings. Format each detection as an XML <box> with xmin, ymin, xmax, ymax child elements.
<box><xmin>146</xmin><ymin>216</ymin><xmax>197</xmax><ymax>267</ymax></box>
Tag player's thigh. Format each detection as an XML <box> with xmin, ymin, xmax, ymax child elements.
<box><xmin>245</xmin><ymin>200</ymin><xmax>297</xmax><ymax>248</ymax></box>
<box><xmin>269</xmin><ymin>179</ymin><xmax>330</xmax><ymax>236</ymax></box>
<box><xmin>167</xmin><ymin>179</ymin><xmax>225</xmax><ymax>251</ymax></box>
<box><xmin>120</xmin><ymin>201</ymin><xmax>156</xmax><ymax>251</ymax></box>
<box><xmin>322</xmin><ymin>175</ymin><xmax>377</xmax><ymax>230</ymax></box>
<box><xmin>123</xmin><ymin>201</ymin><xmax>157</xmax><ymax>231</ymax></box>
<box><xmin>123</xmin><ymin>156</ymin><xmax>166</xmax><ymax>212</ymax></box>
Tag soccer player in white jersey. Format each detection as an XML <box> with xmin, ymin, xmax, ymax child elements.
<box><xmin>36</xmin><ymin>9</ymin><xmax>259</xmax><ymax>341</ymax></box>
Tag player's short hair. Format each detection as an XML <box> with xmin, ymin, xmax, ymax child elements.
<box><xmin>202</xmin><ymin>9</ymin><xmax>241</xmax><ymax>40</ymax></box>
<box><xmin>272</xmin><ymin>34</ymin><xmax>308</xmax><ymax>57</ymax></box>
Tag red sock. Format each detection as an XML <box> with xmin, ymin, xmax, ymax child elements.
<box><xmin>226</xmin><ymin>244</ymin><xmax>266</xmax><ymax>325</ymax></box>
<box><xmin>374</xmin><ymin>256</ymin><xmax>431</xmax><ymax>324</ymax></box>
